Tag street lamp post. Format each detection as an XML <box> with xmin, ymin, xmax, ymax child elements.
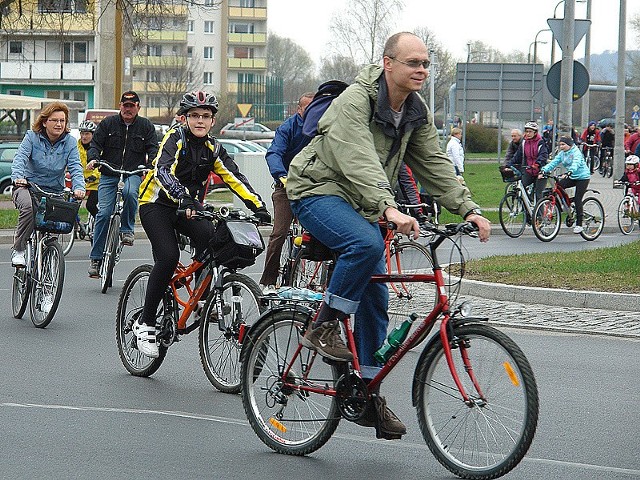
<box><xmin>533</xmin><ymin>29</ymin><xmax>551</xmax><ymax>65</ymax></box>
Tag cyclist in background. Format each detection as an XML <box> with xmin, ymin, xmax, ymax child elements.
<box><xmin>617</xmin><ymin>155</ymin><xmax>640</xmax><ymax>200</ymax></box>
<box><xmin>258</xmin><ymin>92</ymin><xmax>314</xmax><ymax>294</ymax></box>
<box><xmin>503</xmin><ymin>129</ymin><xmax>523</xmax><ymax>166</ymax></box>
<box><xmin>600</xmin><ymin>123</ymin><xmax>615</xmax><ymax>162</ymax></box>
<box><xmin>508</xmin><ymin>121</ymin><xmax>548</xmax><ymax>202</ymax></box>
<box><xmin>10</xmin><ymin>102</ymin><xmax>85</xmax><ymax>266</ymax></box>
<box><xmin>540</xmin><ymin>135</ymin><xmax>591</xmax><ymax>234</ymax></box>
<box><xmin>134</xmin><ymin>91</ymin><xmax>270</xmax><ymax>358</ymax></box>
<box><xmin>580</xmin><ymin>121</ymin><xmax>601</xmax><ymax>174</ymax></box>
<box><xmin>77</xmin><ymin>120</ymin><xmax>100</xmax><ymax>218</ymax></box>
<box><xmin>86</xmin><ymin>91</ymin><xmax>158</xmax><ymax>278</ymax></box>
<box><xmin>287</xmin><ymin>32</ymin><xmax>490</xmax><ymax>440</ymax></box>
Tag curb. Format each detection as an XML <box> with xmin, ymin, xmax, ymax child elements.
<box><xmin>459</xmin><ymin>277</ymin><xmax>640</xmax><ymax>312</ymax></box>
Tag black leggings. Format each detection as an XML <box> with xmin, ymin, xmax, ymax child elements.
<box><xmin>85</xmin><ymin>190</ymin><xmax>98</xmax><ymax>218</ymax></box>
<box><xmin>139</xmin><ymin>203</ymin><xmax>214</xmax><ymax>327</ymax></box>
<box><xmin>558</xmin><ymin>177</ymin><xmax>589</xmax><ymax>226</ymax></box>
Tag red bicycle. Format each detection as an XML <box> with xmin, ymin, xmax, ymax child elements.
<box><xmin>240</xmin><ymin>221</ymin><xmax>539</xmax><ymax>480</ymax></box>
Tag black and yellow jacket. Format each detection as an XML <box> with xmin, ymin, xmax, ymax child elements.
<box><xmin>139</xmin><ymin>126</ymin><xmax>264</xmax><ymax>211</ymax></box>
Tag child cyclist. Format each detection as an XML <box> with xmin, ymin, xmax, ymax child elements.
<box><xmin>134</xmin><ymin>91</ymin><xmax>271</xmax><ymax>357</ymax></box>
<box><xmin>617</xmin><ymin>155</ymin><xmax>640</xmax><ymax>200</ymax></box>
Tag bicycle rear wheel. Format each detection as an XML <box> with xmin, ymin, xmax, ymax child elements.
<box><xmin>241</xmin><ymin>309</ymin><xmax>341</xmax><ymax>455</ymax></box>
<box><xmin>30</xmin><ymin>240</ymin><xmax>65</xmax><ymax>328</ymax></box>
<box><xmin>499</xmin><ymin>193</ymin><xmax>527</xmax><ymax>238</ymax></box>
<box><xmin>289</xmin><ymin>252</ymin><xmax>332</xmax><ymax>292</ymax></box>
<box><xmin>116</xmin><ymin>264</ymin><xmax>167</xmax><ymax>376</ymax></box>
<box><xmin>617</xmin><ymin>195</ymin><xmax>637</xmax><ymax>235</ymax></box>
<box><xmin>101</xmin><ymin>215</ymin><xmax>120</xmax><ymax>294</ymax></box>
<box><xmin>199</xmin><ymin>273</ymin><xmax>264</xmax><ymax>393</ymax></box>
<box><xmin>580</xmin><ymin>197</ymin><xmax>605</xmax><ymax>241</ymax></box>
<box><xmin>532</xmin><ymin>198</ymin><xmax>561</xmax><ymax>242</ymax></box>
<box><xmin>277</xmin><ymin>234</ymin><xmax>293</xmax><ymax>288</ymax></box>
<box><xmin>415</xmin><ymin>323</ymin><xmax>539</xmax><ymax>480</ymax></box>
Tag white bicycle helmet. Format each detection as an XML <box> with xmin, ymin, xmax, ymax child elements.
<box><xmin>524</xmin><ymin>121</ymin><xmax>538</xmax><ymax>131</ymax></box>
<box><xmin>78</xmin><ymin>120</ymin><xmax>97</xmax><ymax>132</ymax></box>
<box><xmin>625</xmin><ymin>155</ymin><xmax>639</xmax><ymax>166</ymax></box>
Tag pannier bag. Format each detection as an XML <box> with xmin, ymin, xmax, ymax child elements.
<box><xmin>300</xmin><ymin>231</ymin><xmax>334</xmax><ymax>261</ymax></box>
<box><xmin>33</xmin><ymin>195</ymin><xmax>80</xmax><ymax>234</ymax></box>
<box><xmin>211</xmin><ymin>219</ymin><xmax>265</xmax><ymax>269</ymax></box>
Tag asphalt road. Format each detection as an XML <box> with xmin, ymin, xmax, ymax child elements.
<box><xmin>1</xmin><ymin>239</ymin><xmax>639</xmax><ymax>479</ymax></box>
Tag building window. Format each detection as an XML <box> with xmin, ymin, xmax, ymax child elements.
<box><xmin>63</xmin><ymin>42</ymin><xmax>88</xmax><ymax>63</ymax></box>
<box><xmin>38</xmin><ymin>0</ymin><xmax>87</xmax><ymax>13</ymax></box>
<box><xmin>9</xmin><ymin>41</ymin><xmax>22</xmax><ymax>55</ymax></box>
<box><xmin>204</xmin><ymin>47</ymin><xmax>214</xmax><ymax>59</ymax></box>
<box><xmin>187</xmin><ymin>72</ymin><xmax>193</xmax><ymax>83</ymax></box>
<box><xmin>188</xmin><ymin>20</ymin><xmax>194</xmax><ymax>32</ymax></box>
<box><xmin>147</xmin><ymin>70</ymin><xmax>162</xmax><ymax>82</ymax></box>
<box><xmin>233</xmin><ymin>47</ymin><xmax>253</xmax><ymax>59</ymax></box>
<box><xmin>187</xmin><ymin>46</ymin><xmax>193</xmax><ymax>58</ymax></box>
<box><xmin>203</xmin><ymin>72</ymin><xmax>214</xmax><ymax>85</ymax></box>
<box><xmin>46</xmin><ymin>90</ymin><xmax>87</xmax><ymax>102</ymax></box>
<box><xmin>239</xmin><ymin>0</ymin><xmax>255</xmax><ymax>7</ymax></box>
<box><xmin>204</xmin><ymin>0</ymin><xmax>215</xmax><ymax>5</ymax></box>
<box><xmin>204</xmin><ymin>21</ymin><xmax>214</xmax><ymax>33</ymax></box>
<box><xmin>147</xmin><ymin>45</ymin><xmax>162</xmax><ymax>56</ymax></box>
<box><xmin>147</xmin><ymin>96</ymin><xmax>163</xmax><ymax>108</ymax></box>
<box><xmin>229</xmin><ymin>23</ymin><xmax>254</xmax><ymax>34</ymax></box>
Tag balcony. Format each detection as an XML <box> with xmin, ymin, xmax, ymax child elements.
<box><xmin>132</xmin><ymin>56</ymin><xmax>188</xmax><ymax>68</ymax></box>
<box><xmin>228</xmin><ymin>33</ymin><xmax>267</xmax><ymax>45</ymax></box>
<box><xmin>133</xmin><ymin>4</ymin><xmax>188</xmax><ymax>16</ymax></box>
<box><xmin>227</xmin><ymin>58</ymin><xmax>267</xmax><ymax>70</ymax></box>
<box><xmin>228</xmin><ymin>7</ymin><xmax>267</xmax><ymax>19</ymax></box>
<box><xmin>136</xmin><ymin>30</ymin><xmax>187</xmax><ymax>42</ymax></box>
<box><xmin>0</xmin><ymin>61</ymin><xmax>94</xmax><ymax>82</ymax></box>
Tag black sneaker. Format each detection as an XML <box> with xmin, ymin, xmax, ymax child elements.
<box><xmin>88</xmin><ymin>259</ymin><xmax>101</xmax><ymax>278</ymax></box>
<box><xmin>121</xmin><ymin>233</ymin><xmax>135</xmax><ymax>246</ymax></box>
<box><xmin>355</xmin><ymin>395</ymin><xmax>407</xmax><ymax>439</ymax></box>
<box><xmin>301</xmin><ymin>320</ymin><xmax>353</xmax><ymax>362</ymax></box>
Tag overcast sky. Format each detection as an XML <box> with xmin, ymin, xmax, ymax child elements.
<box><xmin>267</xmin><ymin>0</ymin><xmax>640</xmax><ymax>65</ymax></box>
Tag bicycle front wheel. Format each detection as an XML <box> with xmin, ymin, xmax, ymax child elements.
<box><xmin>415</xmin><ymin>323</ymin><xmax>539</xmax><ymax>480</ymax></box>
<box><xmin>580</xmin><ymin>197</ymin><xmax>605</xmax><ymax>241</ymax></box>
<box><xmin>101</xmin><ymin>215</ymin><xmax>120</xmax><ymax>294</ymax></box>
<box><xmin>532</xmin><ymin>198</ymin><xmax>561</xmax><ymax>242</ymax></box>
<box><xmin>199</xmin><ymin>273</ymin><xmax>264</xmax><ymax>393</ymax></box>
<box><xmin>290</xmin><ymin>252</ymin><xmax>331</xmax><ymax>292</ymax></box>
<box><xmin>617</xmin><ymin>195</ymin><xmax>637</xmax><ymax>235</ymax></box>
<box><xmin>59</xmin><ymin>226</ymin><xmax>75</xmax><ymax>256</ymax></box>
<box><xmin>499</xmin><ymin>193</ymin><xmax>527</xmax><ymax>238</ymax></box>
<box><xmin>116</xmin><ymin>264</ymin><xmax>167</xmax><ymax>376</ymax></box>
<box><xmin>30</xmin><ymin>240</ymin><xmax>65</xmax><ymax>328</ymax></box>
<box><xmin>241</xmin><ymin>309</ymin><xmax>341</xmax><ymax>455</ymax></box>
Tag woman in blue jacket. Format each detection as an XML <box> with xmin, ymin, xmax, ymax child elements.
<box><xmin>540</xmin><ymin>135</ymin><xmax>591</xmax><ymax>234</ymax></box>
<box><xmin>10</xmin><ymin>102</ymin><xmax>85</xmax><ymax>266</ymax></box>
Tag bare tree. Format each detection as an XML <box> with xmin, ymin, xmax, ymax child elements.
<box><xmin>318</xmin><ymin>55</ymin><xmax>360</xmax><ymax>84</ymax></box>
<box><xmin>148</xmin><ymin>54</ymin><xmax>203</xmax><ymax>120</ymax></box>
<box><xmin>267</xmin><ymin>32</ymin><xmax>317</xmax><ymax>103</ymax></box>
<box><xmin>329</xmin><ymin>0</ymin><xmax>403</xmax><ymax>65</ymax></box>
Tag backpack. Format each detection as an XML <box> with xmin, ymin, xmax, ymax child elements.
<box><xmin>301</xmin><ymin>80</ymin><xmax>349</xmax><ymax>138</ymax></box>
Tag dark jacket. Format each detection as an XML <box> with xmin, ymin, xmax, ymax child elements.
<box><xmin>265</xmin><ymin>113</ymin><xmax>311</xmax><ymax>184</ymax></box>
<box><xmin>139</xmin><ymin>126</ymin><xmax>265</xmax><ymax>212</ymax></box>
<box><xmin>504</xmin><ymin>139</ymin><xmax>522</xmax><ymax>165</ymax></box>
<box><xmin>88</xmin><ymin>113</ymin><xmax>158</xmax><ymax>176</ymax></box>
<box><xmin>509</xmin><ymin>135</ymin><xmax>548</xmax><ymax>176</ymax></box>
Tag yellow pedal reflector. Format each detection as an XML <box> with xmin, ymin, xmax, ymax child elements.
<box><xmin>269</xmin><ymin>417</ymin><xmax>287</xmax><ymax>433</ymax></box>
<box><xmin>503</xmin><ymin>362</ymin><xmax>520</xmax><ymax>387</ymax></box>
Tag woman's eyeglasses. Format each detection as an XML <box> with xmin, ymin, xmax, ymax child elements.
<box><xmin>47</xmin><ymin>118</ymin><xmax>66</xmax><ymax>124</ymax></box>
<box><xmin>187</xmin><ymin>113</ymin><xmax>213</xmax><ymax>120</ymax></box>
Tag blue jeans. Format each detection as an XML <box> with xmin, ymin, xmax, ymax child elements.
<box><xmin>291</xmin><ymin>195</ymin><xmax>388</xmax><ymax>379</ymax></box>
<box><xmin>90</xmin><ymin>174</ymin><xmax>142</xmax><ymax>261</ymax></box>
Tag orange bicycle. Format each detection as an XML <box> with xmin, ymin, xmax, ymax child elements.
<box><xmin>116</xmin><ymin>207</ymin><xmax>264</xmax><ymax>393</ymax></box>
<box><xmin>240</xmin><ymin>221</ymin><xmax>539</xmax><ymax>479</ymax></box>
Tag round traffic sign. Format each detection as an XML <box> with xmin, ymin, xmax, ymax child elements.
<box><xmin>546</xmin><ymin>61</ymin><xmax>590</xmax><ymax>101</ymax></box>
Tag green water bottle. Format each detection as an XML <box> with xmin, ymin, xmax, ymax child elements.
<box><xmin>374</xmin><ymin>313</ymin><xmax>419</xmax><ymax>363</ymax></box>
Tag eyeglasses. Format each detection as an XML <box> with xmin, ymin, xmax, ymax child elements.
<box><xmin>388</xmin><ymin>56</ymin><xmax>431</xmax><ymax>70</ymax></box>
<box><xmin>187</xmin><ymin>113</ymin><xmax>214</xmax><ymax>120</ymax></box>
<box><xmin>47</xmin><ymin>118</ymin><xmax>66</xmax><ymax>124</ymax></box>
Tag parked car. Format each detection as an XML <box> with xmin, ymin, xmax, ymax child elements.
<box><xmin>219</xmin><ymin>122</ymin><xmax>275</xmax><ymax>140</ymax></box>
<box><xmin>207</xmin><ymin>139</ymin><xmax>267</xmax><ymax>190</ymax></box>
<box><xmin>251</xmin><ymin>138</ymin><xmax>272</xmax><ymax>150</ymax></box>
<box><xmin>0</xmin><ymin>141</ymin><xmax>20</xmax><ymax>195</ymax></box>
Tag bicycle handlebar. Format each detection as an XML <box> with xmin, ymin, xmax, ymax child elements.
<box><xmin>94</xmin><ymin>160</ymin><xmax>148</xmax><ymax>177</ymax></box>
<box><xmin>25</xmin><ymin>181</ymin><xmax>78</xmax><ymax>200</ymax></box>
<box><xmin>177</xmin><ymin>204</ymin><xmax>262</xmax><ymax>224</ymax></box>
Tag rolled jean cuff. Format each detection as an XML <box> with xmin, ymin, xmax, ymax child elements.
<box><xmin>360</xmin><ymin>365</ymin><xmax>382</xmax><ymax>380</ymax></box>
<box><xmin>324</xmin><ymin>291</ymin><xmax>359</xmax><ymax>315</ymax></box>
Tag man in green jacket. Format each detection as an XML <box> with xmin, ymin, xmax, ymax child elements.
<box><xmin>287</xmin><ymin>32</ymin><xmax>491</xmax><ymax>439</ymax></box>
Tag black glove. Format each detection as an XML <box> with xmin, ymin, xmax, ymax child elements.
<box><xmin>179</xmin><ymin>196</ymin><xmax>203</xmax><ymax>212</ymax></box>
<box><xmin>253</xmin><ymin>207</ymin><xmax>271</xmax><ymax>224</ymax></box>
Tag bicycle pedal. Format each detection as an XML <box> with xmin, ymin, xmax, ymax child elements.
<box><xmin>374</xmin><ymin>426</ymin><xmax>403</xmax><ymax>441</ymax></box>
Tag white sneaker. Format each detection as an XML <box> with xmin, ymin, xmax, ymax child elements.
<box><xmin>573</xmin><ymin>225</ymin><xmax>584</xmax><ymax>234</ymax></box>
<box><xmin>262</xmin><ymin>284</ymin><xmax>277</xmax><ymax>295</ymax></box>
<box><xmin>11</xmin><ymin>250</ymin><xmax>26</xmax><ymax>267</ymax></box>
<box><xmin>41</xmin><ymin>294</ymin><xmax>54</xmax><ymax>315</ymax></box>
<box><xmin>132</xmin><ymin>320</ymin><xmax>159</xmax><ymax>358</ymax></box>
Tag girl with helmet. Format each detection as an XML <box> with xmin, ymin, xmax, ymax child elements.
<box><xmin>134</xmin><ymin>91</ymin><xmax>271</xmax><ymax>357</ymax></box>
<box><xmin>619</xmin><ymin>155</ymin><xmax>640</xmax><ymax>200</ymax></box>
<box><xmin>78</xmin><ymin>120</ymin><xmax>100</xmax><ymax>218</ymax></box>
<box><xmin>540</xmin><ymin>136</ymin><xmax>591</xmax><ymax>234</ymax></box>
<box><xmin>508</xmin><ymin>121</ymin><xmax>549</xmax><ymax>202</ymax></box>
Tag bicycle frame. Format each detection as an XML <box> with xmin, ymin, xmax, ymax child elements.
<box><xmin>278</xmin><ymin>225</ymin><xmax>481</xmax><ymax>404</ymax></box>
